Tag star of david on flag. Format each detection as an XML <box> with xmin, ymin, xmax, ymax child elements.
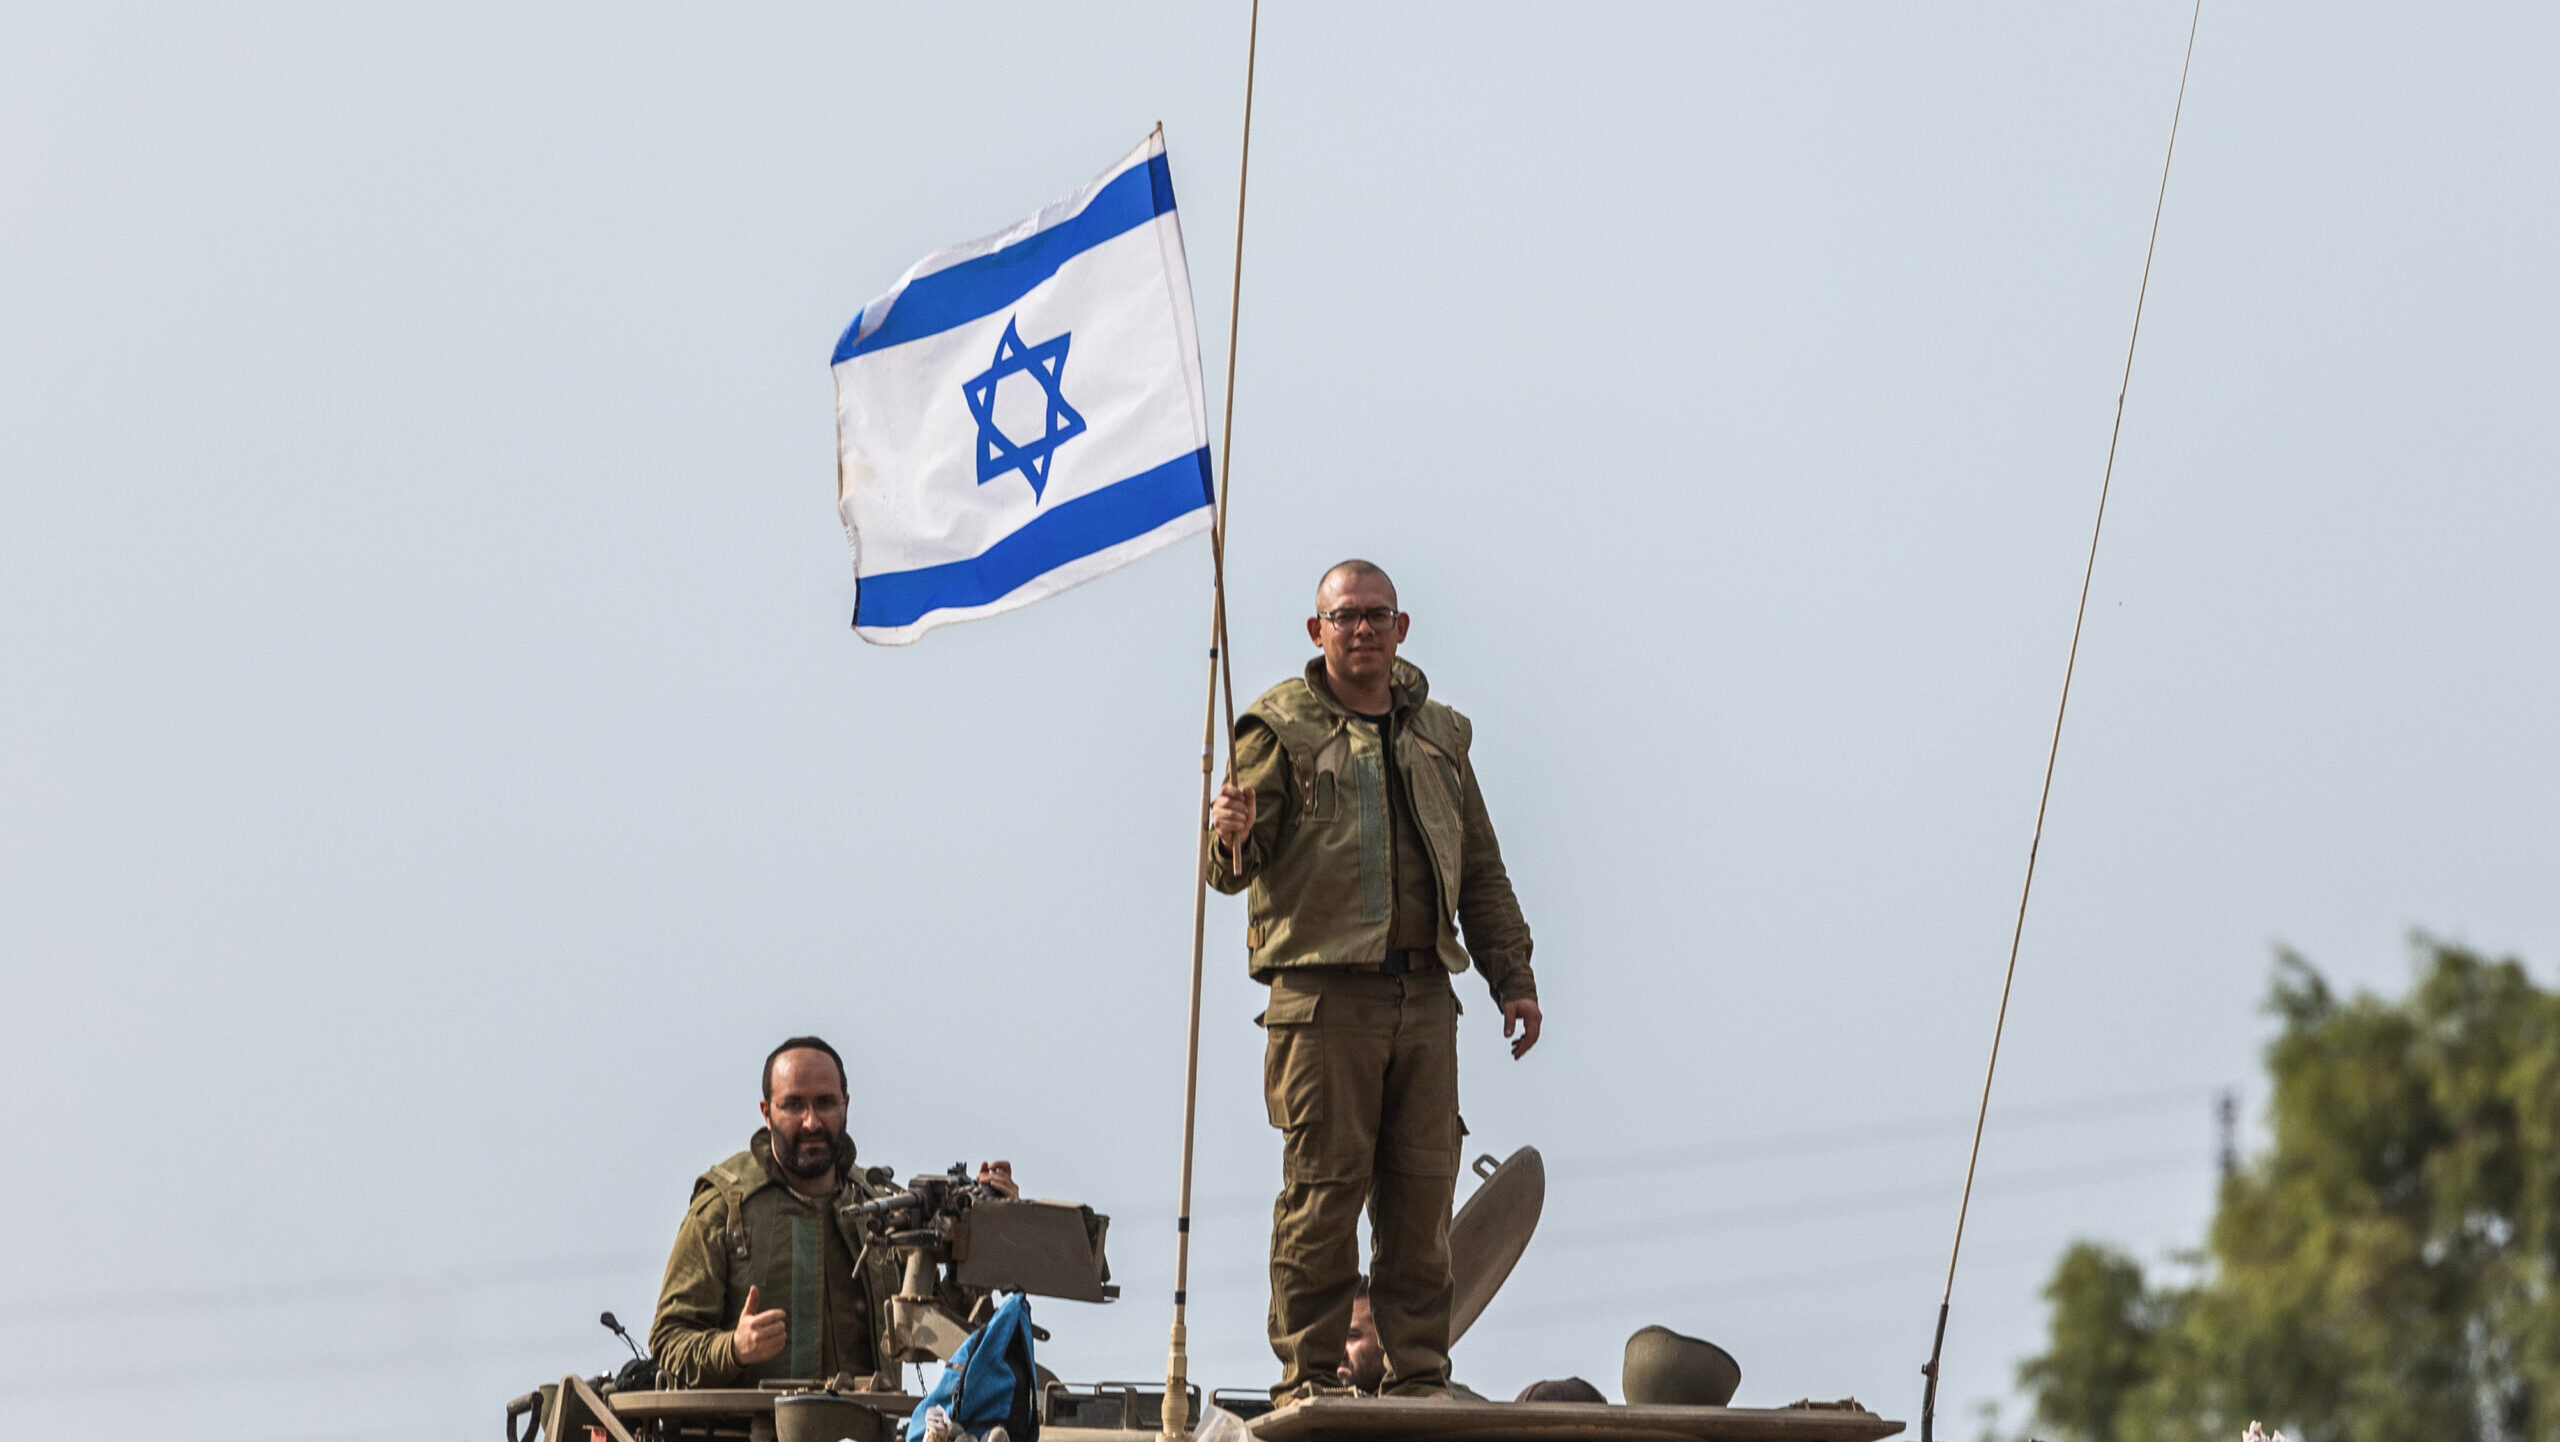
<box><xmin>832</xmin><ymin>129</ymin><xmax>1215</xmax><ymax>644</ymax></box>
<box><xmin>962</xmin><ymin>320</ymin><xmax>1085</xmax><ymax>500</ymax></box>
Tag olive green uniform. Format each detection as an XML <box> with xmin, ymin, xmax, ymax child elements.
<box><xmin>649</xmin><ymin>1130</ymin><xmax>926</xmax><ymax>1389</ymax></box>
<box><xmin>1209</xmin><ymin>658</ymin><xmax>1536</xmax><ymax>1395</ymax></box>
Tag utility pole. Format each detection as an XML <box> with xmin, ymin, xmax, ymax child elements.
<box><xmin>2217</xmin><ymin>1088</ymin><xmax>2239</xmax><ymax>1181</ymax></box>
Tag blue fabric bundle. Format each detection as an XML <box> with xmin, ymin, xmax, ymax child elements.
<box><xmin>906</xmin><ymin>1294</ymin><xmax>1039</xmax><ymax>1442</ymax></box>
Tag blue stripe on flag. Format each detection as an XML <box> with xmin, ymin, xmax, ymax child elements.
<box><xmin>833</xmin><ymin>154</ymin><xmax>1176</xmax><ymax>364</ymax></box>
<box><xmin>855</xmin><ymin>447</ymin><xmax>1214</xmax><ymax>630</ymax></box>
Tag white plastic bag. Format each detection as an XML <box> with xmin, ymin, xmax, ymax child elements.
<box><xmin>1190</xmin><ymin>1403</ymin><xmax>1249</xmax><ymax>1442</ymax></box>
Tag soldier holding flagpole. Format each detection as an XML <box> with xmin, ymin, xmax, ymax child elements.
<box><xmin>822</xmin><ymin>122</ymin><xmax>1237</xmax><ymax>1429</ymax></box>
<box><xmin>1210</xmin><ymin>559</ymin><xmax>1542</xmax><ymax>1400</ymax></box>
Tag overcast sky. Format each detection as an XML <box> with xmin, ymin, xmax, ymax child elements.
<box><xmin>4</xmin><ymin>5</ymin><xmax>2554</xmax><ymax>1440</ymax></box>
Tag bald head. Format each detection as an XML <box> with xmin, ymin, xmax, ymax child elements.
<box><xmin>1307</xmin><ymin>559</ymin><xmax>1408</xmax><ymax>711</ymax></box>
<box><xmin>1317</xmin><ymin>559</ymin><xmax>1396</xmax><ymax>610</ymax></box>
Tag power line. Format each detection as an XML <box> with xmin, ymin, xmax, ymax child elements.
<box><xmin>0</xmin><ymin>1091</ymin><xmax>2226</xmax><ymax>1328</ymax></box>
<box><xmin>0</xmin><ymin>1327</ymin><xmax>605</xmax><ymax>1397</ymax></box>
<box><xmin>1547</xmin><ymin>1082</ymin><xmax>2216</xmax><ymax>1178</ymax></box>
<box><xmin>1494</xmin><ymin>1237</ymin><xmax>2076</xmax><ymax>1334</ymax></box>
<box><xmin>1180</xmin><ymin>1143</ymin><xmax>2209</xmax><ymax>1292</ymax></box>
<box><xmin>0</xmin><ymin>1249</ymin><xmax>658</xmax><ymax>1328</ymax></box>
<box><xmin>1533</xmin><ymin>1148</ymin><xmax>2206</xmax><ymax>1252</ymax></box>
<box><xmin>1180</xmin><ymin>1081</ymin><xmax>2222</xmax><ymax>1218</ymax></box>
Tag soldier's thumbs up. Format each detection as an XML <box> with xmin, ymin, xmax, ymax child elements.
<box><xmin>734</xmin><ymin>1283</ymin><xmax>788</xmax><ymax>1365</ymax></box>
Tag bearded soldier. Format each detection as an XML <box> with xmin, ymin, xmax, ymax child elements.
<box><xmin>1209</xmin><ymin>559</ymin><xmax>1542</xmax><ymax>1400</ymax></box>
<box><xmin>648</xmin><ymin>1037</ymin><xmax>1017</xmax><ymax>1388</ymax></box>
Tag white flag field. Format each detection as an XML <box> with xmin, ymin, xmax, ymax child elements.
<box><xmin>832</xmin><ymin>131</ymin><xmax>1215</xmax><ymax>644</ymax></box>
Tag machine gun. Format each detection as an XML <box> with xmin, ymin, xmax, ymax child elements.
<box><xmin>847</xmin><ymin>1164</ymin><xmax>1118</xmax><ymax>1363</ymax></box>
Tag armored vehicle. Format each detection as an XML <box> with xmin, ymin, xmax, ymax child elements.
<box><xmin>506</xmin><ymin>1149</ymin><xmax>1901</xmax><ymax>1442</ymax></box>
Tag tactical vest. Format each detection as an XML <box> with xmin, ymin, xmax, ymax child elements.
<box><xmin>692</xmin><ymin>1140</ymin><xmax>905</xmax><ymax>1385</ymax></box>
<box><xmin>1240</xmin><ymin>659</ymin><xmax>1476</xmax><ymax>977</ymax></box>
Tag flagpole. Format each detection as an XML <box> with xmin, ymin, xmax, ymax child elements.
<box><xmin>1165</xmin><ymin>2</ymin><xmax>1260</xmax><ymax>1436</ymax></box>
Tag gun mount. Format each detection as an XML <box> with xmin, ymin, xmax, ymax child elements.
<box><xmin>849</xmin><ymin>1164</ymin><xmax>1118</xmax><ymax>1363</ymax></box>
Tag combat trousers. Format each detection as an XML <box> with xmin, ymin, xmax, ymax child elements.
<box><xmin>1261</xmin><ymin>965</ymin><xmax>1461</xmax><ymax>1396</ymax></box>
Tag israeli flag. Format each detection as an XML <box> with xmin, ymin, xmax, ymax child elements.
<box><xmin>832</xmin><ymin>130</ymin><xmax>1215</xmax><ymax>645</ymax></box>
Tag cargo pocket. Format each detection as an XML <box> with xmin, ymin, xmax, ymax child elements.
<box><xmin>1291</xmin><ymin>744</ymin><xmax>1335</xmax><ymax>823</ymax></box>
<box><xmin>1258</xmin><ymin>985</ymin><xmax>1324</xmax><ymax>1132</ymax></box>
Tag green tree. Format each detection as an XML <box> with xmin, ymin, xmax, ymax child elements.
<box><xmin>2018</xmin><ymin>1242</ymin><xmax>2174</xmax><ymax>1438</ymax></box>
<box><xmin>2017</xmin><ymin>938</ymin><xmax>2560</xmax><ymax>1442</ymax></box>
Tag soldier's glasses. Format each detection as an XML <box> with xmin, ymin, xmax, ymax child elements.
<box><xmin>1318</xmin><ymin>607</ymin><xmax>1402</xmax><ymax>631</ymax></box>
